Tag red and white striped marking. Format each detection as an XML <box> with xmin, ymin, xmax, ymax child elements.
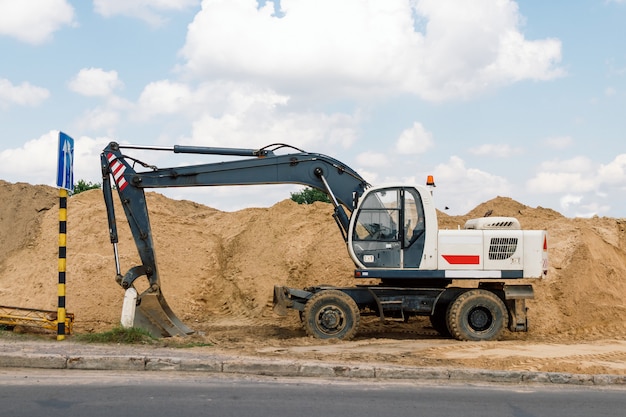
<box><xmin>107</xmin><ymin>153</ymin><xmax>128</xmax><ymax>191</ymax></box>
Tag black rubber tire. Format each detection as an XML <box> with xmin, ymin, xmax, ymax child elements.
<box><xmin>446</xmin><ymin>289</ymin><xmax>508</xmax><ymax>341</ymax></box>
<box><xmin>303</xmin><ymin>290</ymin><xmax>360</xmax><ymax>340</ymax></box>
<box><xmin>428</xmin><ymin>288</ymin><xmax>463</xmax><ymax>337</ymax></box>
<box><xmin>429</xmin><ymin>305</ymin><xmax>451</xmax><ymax>337</ymax></box>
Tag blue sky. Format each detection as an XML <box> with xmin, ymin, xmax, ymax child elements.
<box><xmin>1</xmin><ymin>0</ymin><xmax>625</xmax><ymax>217</ymax></box>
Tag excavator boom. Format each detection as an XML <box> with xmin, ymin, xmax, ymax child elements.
<box><xmin>100</xmin><ymin>141</ymin><xmax>369</xmax><ymax>336</ymax></box>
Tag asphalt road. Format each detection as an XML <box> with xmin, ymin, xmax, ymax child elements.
<box><xmin>0</xmin><ymin>370</ymin><xmax>624</xmax><ymax>417</ymax></box>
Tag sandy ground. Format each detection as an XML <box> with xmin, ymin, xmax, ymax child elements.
<box><xmin>0</xmin><ymin>180</ymin><xmax>625</xmax><ymax>375</ymax></box>
<box><xmin>168</xmin><ymin>317</ymin><xmax>626</xmax><ymax>376</ymax></box>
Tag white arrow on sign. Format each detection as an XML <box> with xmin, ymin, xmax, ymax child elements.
<box><xmin>57</xmin><ymin>132</ymin><xmax>74</xmax><ymax>191</ymax></box>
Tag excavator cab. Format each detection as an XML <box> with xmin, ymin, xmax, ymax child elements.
<box><xmin>348</xmin><ymin>186</ymin><xmax>427</xmax><ymax>269</ymax></box>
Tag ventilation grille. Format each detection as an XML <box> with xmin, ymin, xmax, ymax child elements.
<box><xmin>485</xmin><ymin>220</ymin><xmax>517</xmax><ymax>228</ymax></box>
<box><xmin>489</xmin><ymin>237</ymin><xmax>518</xmax><ymax>260</ymax></box>
<box><xmin>464</xmin><ymin>217</ymin><xmax>521</xmax><ymax>230</ymax></box>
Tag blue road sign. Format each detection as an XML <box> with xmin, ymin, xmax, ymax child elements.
<box><xmin>56</xmin><ymin>132</ymin><xmax>74</xmax><ymax>191</ymax></box>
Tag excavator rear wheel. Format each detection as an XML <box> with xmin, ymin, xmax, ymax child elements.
<box><xmin>303</xmin><ymin>290</ymin><xmax>360</xmax><ymax>340</ymax></box>
<box><xmin>446</xmin><ymin>289</ymin><xmax>508</xmax><ymax>341</ymax></box>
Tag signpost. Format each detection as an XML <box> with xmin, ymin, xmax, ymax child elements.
<box><xmin>56</xmin><ymin>132</ymin><xmax>74</xmax><ymax>341</ymax></box>
<box><xmin>57</xmin><ymin>132</ymin><xmax>74</xmax><ymax>192</ymax></box>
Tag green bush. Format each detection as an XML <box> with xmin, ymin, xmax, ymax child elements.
<box><xmin>290</xmin><ymin>187</ymin><xmax>330</xmax><ymax>204</ymax></box>
<box><xmin>72</xmin><ymin>179</ymin><xmax>101</xmax><ymax>195</ymax></box>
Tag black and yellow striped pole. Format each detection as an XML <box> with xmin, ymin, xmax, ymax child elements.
<box><xmin>56</xmin><ymin>132</ymin><xmax>74</xmax><ymax>341</ymax></box>
<box><xmin>57</xmin><ymin>189</ymin><xmax>68</xmax><ymax>340</ymax></box>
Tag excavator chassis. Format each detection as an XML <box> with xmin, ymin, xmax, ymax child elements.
<box><xmin>274</xmin><ymin>283</ymin><xmax>533</xmax><ymax>341</ymax></box>
<box><xmin>274</xmin><ymin>285</ymin><xmax>445</xmax><ymax>320</ymax></box>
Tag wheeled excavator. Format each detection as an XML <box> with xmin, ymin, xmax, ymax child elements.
<box><xmin>101</xmin><ymin>141</ymin><xmax>548</xmax><ymax>341</ymax></box>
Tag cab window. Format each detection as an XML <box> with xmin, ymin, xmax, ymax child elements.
<box><xmin>353</xmin><ymin>189</ymin><xmax>399</xmax><ymax>242</ymax></box>
<box><xmin>403</xmin><ymin>188</ymin><xmax>425</xmax><ymax>247</ymax></box>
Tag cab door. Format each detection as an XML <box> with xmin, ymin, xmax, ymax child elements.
<box><xmin>349</xmin><ymin>187</ymin><xmax>426</xmax><ymax>269</ymax></box>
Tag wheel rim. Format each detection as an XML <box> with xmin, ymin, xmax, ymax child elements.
<box><xmin>316</xmin><ymin>305</ymin><xmax>346</xmax><ymax>335</ymax></box>
<box><xmin>467</xmin><ymin>306</ymin><xmax>492</xmax><ymax>332</ymax></box>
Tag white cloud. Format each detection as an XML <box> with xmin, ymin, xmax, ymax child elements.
<box><xmin>137</xmin><ymin>80</ymin><xmax>194</xmax><ymax>117</ymax></box>
<box><xmin>355</xmin><ymin>151</ymin><xmax>389</xmax><ymax>168</ymax></box>
<box><xmin>559</xmin><ymin>194</ymin><xmax>606</xmax><ymax>218</ymax></box>
<box><xmin>180</xmin><ymin>0</ymin><xmax>563</xmax><ymax>101</ymax></box>
<box><xmin>189</xmin><ymin>107</ymin><xmax>358</xmax><ymax>152</ymax></box>
<box><xmin>135</xmin><ymin>80</ymin><xmax>358</xmax><ymax>151</ymax></box>
<box><xmin>469</xmin><ymin>143</ymin><xmax>523</xmax><ymax>158</ymax></box>
<box><xmin>354</xmin><ymin>167</ymin><xmax>379</xmax><ymax>185</ymax></box>
<box><xmin>68</xmin><ymin>68</ymin><xmax>123</xmax><ymax>97</ymax></box>
<box><xmin>0</xmin><ymin>132</ymin><xmax>57</xmax><ymax>183</ymax></box>
<box><xmin>94</xmin><ymin>0</ymin><xmax>199</xmax><ymax>26</ymax></box>
<box><xmin>65</xmin><ymin>70</ymin><xmax>132</xmax><ymax>132</ymax></box>
<box><xmin>137</xmin><ymin>80</ymin><xmax>290</xmax><ymax>121</ymax></box>
<box><xmin>481</xmin><ymin>30</ymin><xmax>563</xmax><ymax>82</ymax></box>
<box><xmin>527</xmin><ymin>156</ymin><xmax>596</xmax><ymax>194</ymax></box>
<box><xmin>523</xmin><ymin>154</ymin><xmax>626</xmax><ymax>216</ymax></box>
<box><xmin>73</xmin><ymin>135</ymin><xmax>113</xmax><ymax>183</ymax></box>
<box><xmin>527</xmin><ymin>172</ymin><xmax>595</xmax><ymax>194</ymax></box>
<box><xmin>0</xmin><ymin>0</ymin><xmax>74</xmax><ymax>44</ymax></box>
<box><xmin>74</xmin><ymin>107</ymin><xmax>121</xmax><ymax>133</ymax></box>
<box><xmin>0</xmin><ymin>78</ymin><xmax>50</xmax><ymax>108</ymax></box>
<box><xmin>66</xmin><ymin>75</ymin><xmax>358</xmax><ymax>150</ymax></box>
<box><xmin>559</xmin><ymin>194</ymin><xmax>582</xmax><ymax>210</ymax></box>
<box><xmin>430</xmin><ymin>156</ymin><xmax>510</xmax><ymax>214</ymax></box>
<box><xmin>395</xmin><ymin>122</ymin><xmax>434</xmax><ymax>154</ymax></box>
<box><xmin>0</xmin><ymin>131</ymin><xmax>110</xmax><ymax>186</ymax></box>
<box><xmin>597</xmin><ymin>154</ymin><xmax>626</xmax><ymax>184</ymax></box>
<box><xmin>574</xmin><ymin>200</ymin><xmax>611</xmax><ymax>218</ymax></box>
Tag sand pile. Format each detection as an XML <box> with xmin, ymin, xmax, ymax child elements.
<box><xmin>0</xmin><ymin>180</ymin><xmax>625</xmax><ymax>341</ymax></box>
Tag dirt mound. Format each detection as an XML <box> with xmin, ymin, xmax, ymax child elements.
<box><xmin>0</xmin><ymin>181</ymin><xmax>354</xmax><ymax>332</ymax></box>
<box><xmin>0</xmin><ymin>181</ymin><xmax>625</xmax><ymax>342</ymax></box>
<box><xmin>0</xmin><ymin>181</ymin><xmax>57</xmax><ymax>267</ymax></box>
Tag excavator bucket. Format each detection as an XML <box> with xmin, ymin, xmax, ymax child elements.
<box><xmin>132</xmin><ymin>289</ymin><xmax>194</xmax><ymax>338</ymax></box>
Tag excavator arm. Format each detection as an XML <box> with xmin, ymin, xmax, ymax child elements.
<box><xmin>100</xmin><ymin>141</ymin><xmax>369</xmax><ymax>336</ymax></box>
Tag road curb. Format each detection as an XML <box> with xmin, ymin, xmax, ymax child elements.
<box><xmin>1</xmin><ymin>351</ymin><xmax>624</xmax><ymax>386</ymax></box>
<box><xmin>0</xmin><ymin>353</ymin><xmax>66</xmax><ymax>370</ymax></box>
<box><xmin>67</xmin><ymin>354</ymin><xmax>146</xmax><ymax>371</ymax></box>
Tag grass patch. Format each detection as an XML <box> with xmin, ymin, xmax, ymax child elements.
<box><xmin>75</xmin><ymin>326</ymin><xmax>156</xmax><ymax>345</ymax></box>
<box><xmin>1</xmin><ymin>325</ymin><xmax>213</xmax><ymax>348</ymax></box>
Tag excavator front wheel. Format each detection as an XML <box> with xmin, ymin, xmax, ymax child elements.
<box><xmin>303</xmin><ymin>290</ymin><xmax>360</xmax><ymax>340</ymax></box>
<box><xmin>446</xmin><ymin>289</ymin><xmax>508</xmax><ymax>341</ymax></box>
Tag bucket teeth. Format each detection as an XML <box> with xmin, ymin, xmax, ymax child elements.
<box><xmin>133</xmin><ymin>289</ymin><xmax>194</xmax><ymax>337</ymax></box>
